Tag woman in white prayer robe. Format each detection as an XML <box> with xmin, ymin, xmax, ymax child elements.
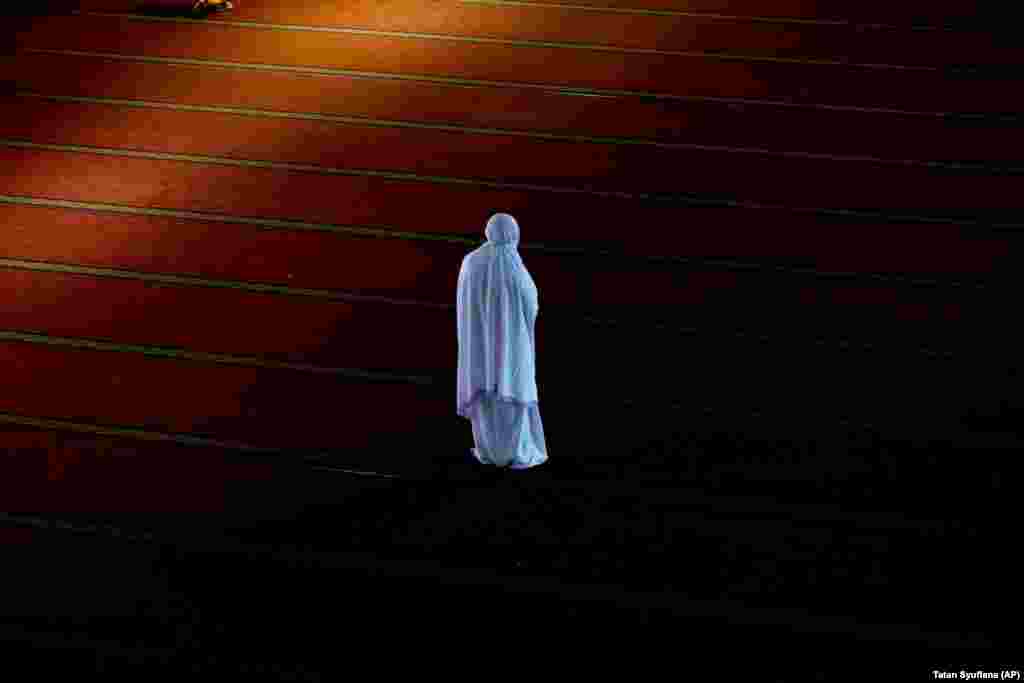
<box><xmin>456</xmin><ymin>213</ymin><xmax>548</xmax><ymax>470</ymax></box>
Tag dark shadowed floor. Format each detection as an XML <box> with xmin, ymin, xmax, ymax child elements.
<box><xmin>2</xmin><ymin>420</ymin><xmax>1015</xmax><ymax>679</ymax></box>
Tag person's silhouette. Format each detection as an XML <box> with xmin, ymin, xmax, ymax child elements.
<box><xmin>456</xmin><ymin>214</ymin><xmax>548</xmax><ymax>470</ymax></box>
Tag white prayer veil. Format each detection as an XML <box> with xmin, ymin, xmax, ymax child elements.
<box><xmin>456</xmin><ymin>213</ymin><xmax>539</xmax><ymax>418</ymax></box>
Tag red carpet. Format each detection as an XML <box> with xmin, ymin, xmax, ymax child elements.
<box><xmin>0</xmin><ymin>336</ymin><xmax>449</xmax><ymax>448</ymax></box>
<box><xmin>2</xmin><ymin>0</ymin><xmax>1021</xmax><ymax>464</ymax></box>
<box><xmin>3</xmin><ymin>95</ymin><xmax>1022</xmax><ymax>212</ymax></box>
<box><xmin>13</xmin><ymin>51</ymin><xmax>1024</xmax><ymax>163</ymax></box>
<box><xmin>15</xmin><ymin>12</ymin><xmax>1024</xmax><ymax>114</ymax></box>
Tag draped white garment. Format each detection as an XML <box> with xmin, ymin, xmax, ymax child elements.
<box><xmin>456</xmin><ymin>214</ymin><xmax>547</xmax><ymax>469</ymax></box>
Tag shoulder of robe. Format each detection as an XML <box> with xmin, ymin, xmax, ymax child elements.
<box><xmin>464</xmin><ymin>246</ymin><xmax>490</xmax><ymax>268</ymax></box>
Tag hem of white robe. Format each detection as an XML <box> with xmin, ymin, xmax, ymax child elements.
<box><xmin>471</xmin><ymin>448</ymin><xmax>547</xmax><ymax>470</ymax></box>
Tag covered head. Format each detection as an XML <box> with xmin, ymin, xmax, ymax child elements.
<box><xmin>484</xmin><ymin>212</ymin><xmax>520</xmax><ymax>246</ymax></box>
<box><xmin>456</xmin><ymin>213</ymin><xmax>539</xmax><ymax>417</ymax></box>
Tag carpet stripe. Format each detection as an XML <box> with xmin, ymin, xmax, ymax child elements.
<box><xmin>73</xmin><ymin>10</ymin><xmax>943</xmax><ymax>72</ymax></box>
<box><xmin>23</xmin><ymin>48</ymin><xmax>1018</xmax><ymax>120</ymax></box>
<box><xmin>16</xmin><ymin>92</ymin><xmax>1014</xmax><ymax>172</ymax></box>
<box><xmin>5</xmin><ymin>139</ymin><xmax>1023</xmax><ymax>224</ymax></box>
<box><xmin>0</xmin><ymin>329</ymin><xmax>438</xmax><ymax>384</ymax></box>
<box><xmin>455</xmin><ymin>0</ymin><xmax>945</xmax><ymax>28</ymax></box>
